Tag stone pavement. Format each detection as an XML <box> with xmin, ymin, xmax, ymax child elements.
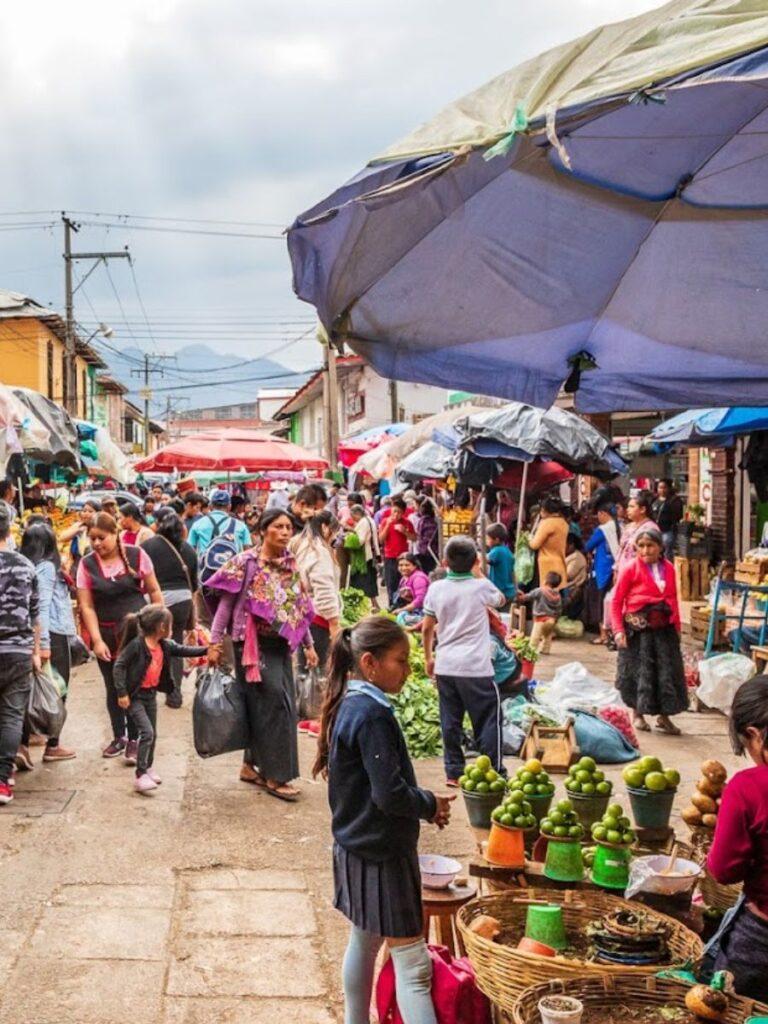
<box><xmin>0</xmin><ymin>637</ymin><xmax>739</xmax><ymax>1023</ymax></box>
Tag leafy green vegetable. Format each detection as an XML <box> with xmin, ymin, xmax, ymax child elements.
<box><xmin>389</xmin><ymin>635</ymin><xmax>443</xmax><ymax>759</ymax></box>
<box><xmin>340</xmin><ymin>587</ymin><xmax>372</xmax><ymax>628</ymax></box>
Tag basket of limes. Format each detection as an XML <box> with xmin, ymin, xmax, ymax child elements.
<box><xmin>459</xmin><ymin>755</ymin><xmax>506</xmax><ymax>828</ymax></box>
<box><xmin>622</xmin><ymin>757</ymin><xmax>680</xmax><ymax>831</ymax></box>
<box><xmin>564</xmin><ymin>756</ymin><xmax>614</xmax><ymax>828</ymax></box>
<box><xmin>507</xmin><ymin>759</ymin><xmax>556</xmax><ymax>825</ymax></box>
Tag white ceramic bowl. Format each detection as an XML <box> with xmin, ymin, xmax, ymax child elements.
<box><xmin>418</xmin><ymin>854</ymin><xmax>462</xmax><ymax>889</ymax></box>
<box><xmin>636</xmin><ymin>854</ymin><xmax>702</xmax><ymax>894</ymax></box>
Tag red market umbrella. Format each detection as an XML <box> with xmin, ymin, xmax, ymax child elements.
<box><xmin>493</xmin><ymin>459</ymin><xmax>573</xmax><ymax>493</ymax></box>
<box><xmin>134</xmin><ymin>428</ymin><xmax>328</xmax><ymax>474</ymax></box>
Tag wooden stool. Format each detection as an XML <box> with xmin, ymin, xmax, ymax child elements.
<box><xmin>421</xmin><ymin>882</ymin><xmax>477</xmax><ymax>956</ymax></box>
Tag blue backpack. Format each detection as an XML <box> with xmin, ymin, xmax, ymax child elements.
<box><xmin>199</xmin><ymin>513</ymin><xmax>239</xmax><ymax>586</ymax></box>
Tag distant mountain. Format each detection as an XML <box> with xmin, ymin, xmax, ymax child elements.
<box><xmin>103</xmin><ymin>343</ymin><xmax>309</xmax><ymax>414</ymax></box>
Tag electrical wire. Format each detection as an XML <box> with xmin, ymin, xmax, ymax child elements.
<box><xmin>128</xmin><ymin>258</ymin><xmax>158</xmax><ymax>350</ymax></box>
<box><xmin>64</xmin><ymin>210</ymin><xmax>287</xmax><ymax>229</ymax></box>
<box><xmin>75</xmin><ymin>220</ymin><xmax>283</xmax><ymax>240</ymax></box>
<box><xmin>101</xmin><ymin>261</ymin><xmax>146</xmax><ymax>353</ymax></box>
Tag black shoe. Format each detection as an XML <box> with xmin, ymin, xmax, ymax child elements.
<box><xmin>165</xmin><ymin>696</ymin><xmax>182</xmax><ymax>709</ymax></box>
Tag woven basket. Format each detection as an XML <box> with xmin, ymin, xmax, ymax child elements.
<box><xmin>510</xmin><ymin>973</ymin><xmax>768</xmax><ymax>1024</ymax></box>
<box><xmin>456</xmin><ymin>889</ymin><xmax>703</xmax><ymax>1014</ymax></box>
<box><xmin>698</xmin><ymin>869</ymin><xmax>743</xmax><ymax>912</ymax></box>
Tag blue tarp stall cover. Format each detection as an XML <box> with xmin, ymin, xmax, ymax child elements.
<box><xmin>648</xmin><ymin>407</ymin><xmax>768</xmax><ymax>447</ymax></box>
<box><xmin>288</xmin><ymin>1</ymin><xmax>768</xmax><ymax>412</ymax></box>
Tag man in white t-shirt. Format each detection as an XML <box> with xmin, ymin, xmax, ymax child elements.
<box><xmin>422</xmin><ymin>536</ymin><xmax>506</xmax><ymax>787</ymax></box>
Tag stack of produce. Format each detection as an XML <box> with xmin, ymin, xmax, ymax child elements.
<box><xmin>490</xmin><ymin>788</ymin><xmax>538</xmax><ymax>830</ymax></box>
<box><xmin>622</xmin><ymin>756</ymin><xmax>680</xmax><ymax>831</ymax></box>
<box><xmin>586</xmin><ymin>909</ymin><xmax>670</xmax><ymax>966</ymax></box>
<box><xmin>459</xmin><ymin>756</ymin><xmax>506</xmax><ymax>796</ymax></box>
<box><xmin>389</xmin><ymin>636</ymin><xmax>442</xmax><ymax>759</ymax></box>
<box><xmin>507</xmin><ymin>759</ymin><xmax>556</xmax><ymax>823</ymax></box>
<box><xmin>540</xmin><ymin>799</ymin><xmax>586</xmax><ymax>841</ymax></box>
<box><xmin>564</xmin><ymin>756</ymin><xmax>612</xmax><ymax>797</ymax></box>
<box><xmin>622</xmin><ymin>756</ymin><xmax>681</xmax><ymax>793</ymax></box>
<box><xmin>440</xmin><ymin>507</ymin><xmax>474</xmax><ymax>538</ymax></box>
<box><xmin>590</xmin><ymin>803</ymin><xmax>636</xmax><ymax>847</ymax></box>
<box><xmin>682</xmin><ymin>759</ymin><xmax>728</xmax><ymax>832</ymax></box>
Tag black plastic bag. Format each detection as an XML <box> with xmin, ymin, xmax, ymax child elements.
<box><xmin>192</xmin><ymin>666</ymin><xmax>249</xmax><ymax>758</ymax></box>
<box><xmin>27</xmin><ymin>670</ymin><xmax>67</xmax><ymax>737</ymax></box>
<box><xmin>296</xmin><ymin>668</ymin><xmax>324</xmax><ymax>720</ymax></box>
<box><xmin>69</xmin><ymin>635</ymin><xmax>91</xmax><ymax>667</ymax></box>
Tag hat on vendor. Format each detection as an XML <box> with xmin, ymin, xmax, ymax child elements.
<box><xmin>176</xmin><ymin>476</ymin><xmax>197</xmax><ymax>495</ymax></box>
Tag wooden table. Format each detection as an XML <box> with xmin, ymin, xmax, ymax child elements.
<box><xmin>422</xmin><ymin>882</ymin><xmax>477</xmax><ymax>956</ymax></box>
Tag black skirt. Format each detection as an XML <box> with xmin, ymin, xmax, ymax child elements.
<box><xmin>714</xmin><ymin>904</ymin><xmax>768</xmax><ymax>1002</ymax></box>
<box><xmin>349</xmin><ymin>561</ymin><xmax>379</xmax><ymax>599</ymax></box>
<box><xmin>333</xmin><ymin>843</ymin><xmax>423</xmax><ymax>938</ymax></box>
<box><xmin>616</xmin><ymin>624</ymin><xmax>688</xmax><ymax>717</ymax></box>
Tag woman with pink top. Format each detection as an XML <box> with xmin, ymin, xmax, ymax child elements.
<box><xmin>611</xmin><ymin>524</ymin><xmax>687</xmax><ymax>735</ymax></box>
<box><xmin>706</xmin><ymin>676</ymin><xmax>768</xmax><ymax>1001</ymax></box>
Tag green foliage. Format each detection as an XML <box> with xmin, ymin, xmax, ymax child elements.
<box><xmin>340</xmin><ymin>588</ymin><xmax>372</xmax><ymax>628</ymax></box>
<box><xmin>509</xmin><ymin>634</ymin><xmax>539</xmax><ymax>663</ymax></box>
<box><xmin>389</xmin><ymin>635</ymin><xmax>443</xmax><ymax>759</ymax></box>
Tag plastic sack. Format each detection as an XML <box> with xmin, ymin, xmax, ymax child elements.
<box><xmin>598</xmin><ymin>706</ymin><xmax>639</xmax><ymax>750</ymax></box>
<box><xmin>502</xmin><ymin>722</ymin><xmax>526</xmax><ymax>756</ymax></box>
<box><xmin>554</xmin><ymin>616</ymin><xmax>585</xmax><ymax>639</ymax></box>
<box><xmin>192</xmin><ymin>666</ymin><xmax>249</xmax><ymax>758</ymax></box>
<box><xmin>26</xmin><ymin>669</ymin><xmax>67</xmax><ymax>738</ymax></box>
<box><xmin>68</xmin><ymin>635</ymin><xmax>91</xmax><ymax>668</ymax></box>
<box><xmin>502</xmin><ymin>695</ymin><xmax>566</xmax><ymax>728</ymax></box>
<box><xmin>537</xmin><ymin>661</ymin><xmax>624</xmax><ymax>712</ymax></box>
<box><xmin>514</xmin><ymin>534</ymin><xmax>534</xmax><ymax>586</ymax></box>
<box><xmin>572</xmin><ymin>710</ymin><xmax>639</xmax><ymax>764</ymax></box>
<box><xmin>625</xmin><ymin>854</ymin><xmax>701</xmax><ymax>900</ymax></box>
<box><xmin>297</xmin><ymin>668</ymin><xmax>324</xmax><ymax>721</ymax></box>
<box><xmin>697</xmin><ymin>653</ymin><xmax>754</xmax><ymax>714</ymax></box>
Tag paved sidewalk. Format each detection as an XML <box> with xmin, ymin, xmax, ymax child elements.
<box><xmin>0</xmin><ymin>638</ymin><xmax>737</xmax><ymax>1023</ymax></box>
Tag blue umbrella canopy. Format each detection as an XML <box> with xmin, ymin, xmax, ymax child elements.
<box><xmin>648</xmin><ymin>406</ymin><xmax>768</xmax><ymax>446</ymax></box>
<box><xmin>288</xmin><ymin>1</ymin><xmax>768</xmax><ymax>413</ymax></box>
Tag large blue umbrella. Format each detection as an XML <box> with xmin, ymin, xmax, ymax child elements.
<box><xmin>288</xmin><ymin>2</ymin><xmax>768</xmax><ymax>413</ymax></box>
<box><xmin>647</xmin><ymin>406</ymin><xmax>768</xmax><ymax>448</ymax></box>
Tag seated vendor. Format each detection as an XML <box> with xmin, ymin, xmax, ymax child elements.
<box><xmin>706</xmin><ymin>675</ymin><xmax>768</xmax><ymax>1001</ymax></box>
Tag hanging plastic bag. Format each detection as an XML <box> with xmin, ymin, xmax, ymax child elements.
<box><xmin>68</xmin><ymin>635</ymin><xmax>91</xmax><ymax>668</ymax></box>
<box><xmin>46</xmin><ymin>663</ymin><xmax>68</xmax><ymax>698</ymax></box>
<box><xmin>26</xmin><ymin>669</ymin><xmax>67</xmax><ymax>738</ymax></box>
<box><xmin>514</xmin><ymin>533</ymin><xmax>534</xmax><ymax>586</ymax></box>
<box><xmin>296</xmin><ymin>668</ymin><xmax>324</xmax><ymax>721</ymax></box>
<box><xmin>697</xmin><ymin>654</ymin><xmax>754</xmax><ymax>714</ymax></box>
<box><xmin>192</xmin><ymin>666</ymin><xmax>249</xmax><ymax>758</ymax></box>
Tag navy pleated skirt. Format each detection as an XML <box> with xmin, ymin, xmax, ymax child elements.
<box><xmin>333</xmin><ymin>843</ymin><xmax>423</xmax><ymax>938</ymax></box>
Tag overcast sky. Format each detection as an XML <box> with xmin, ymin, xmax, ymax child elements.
<box><xmin>1</xmin><ymin>0</ymin><xmax>661</xmax><ymax>385</ymax></box>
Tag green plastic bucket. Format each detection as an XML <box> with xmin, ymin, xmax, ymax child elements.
<box><xmin>627</xmin><ymin>787</ymin><xmax>676</xmax><ymax>830</ymax></box>
<box><xmin>462</xmin><ymin>789</ymin><xmax>503</xmax><ymax>829</ymax></box>
<box><xmin>570</xmin><ymin>791</ymin><xmax>610</xmax><ymax>829</ymax></box>
<box><xmin>525</xmin><ymin>903</ymin><xmax>567</xmax><ymax>950</ymax></box>
<box><xmin>591</xmin><ymin>842</ymin><xmax>631</xmax><ymax>890</ymax></box>
<box><xmin>544</xmin><ymin>838</ymin><xmax>584</xmax><ymax>883</ymax></box>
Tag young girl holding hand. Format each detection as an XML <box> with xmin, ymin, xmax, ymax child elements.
<box><xmin>113</xmin><ymin>606</ymin><xmax>208</xmax><ymax>794</ymax></box>
<box><xmin>313</xmin><ymin>617</ymin><xmax>454</xmax><ymax>1024</ymax></box>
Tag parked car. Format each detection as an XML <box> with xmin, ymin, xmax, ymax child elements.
<box><xmin>69</xmin><ymin>490</ymin><xmax>143</xmax><ymax>510</ymax></box>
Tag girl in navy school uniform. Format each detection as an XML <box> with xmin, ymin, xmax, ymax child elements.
<box><xmin>313</xmin><ymin>617</ymin><xmax>454</xmax><ymax>1024</ymax></box>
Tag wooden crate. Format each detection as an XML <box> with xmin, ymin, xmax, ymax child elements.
<box><xmin>690</xmin><ymin>603</ymin><xmax>727</xmax><ymax>645</ymax></box>
<box><xmin>735</xmin><ymin>558</ymin><xmax>768</xmax><ymax>584</ymax></box>
<box><xmin>674</xmin><ymin>556</ymin><xmax>709</xmax><ymax>602</ymax></box>
<box><xmin>521</xmin><ymin>720</ymin><xmax>579</xmax><ymax>773</ymax></box>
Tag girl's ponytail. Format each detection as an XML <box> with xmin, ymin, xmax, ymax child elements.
<box><xmin>121</xmin><ymin>613</ymin><xmax>140</xmax><ymax>648</ymax></box>
<box><xmin>120</xmin><ymin>605</ymin><xmax>171</xmax><ymax>648</ymax></box>
<box><xmin>312</xmin><ymin>626</ymin><xmax>355</xmax><ymax>779</ymax></box>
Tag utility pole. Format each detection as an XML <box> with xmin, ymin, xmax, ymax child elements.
<box><xmin>163</xmin><ymin>395</ymin><xmax>188</xmax><ymax>443</ymax></box>
<box><xmin>389</xmin><ymin>378</ymin><xmax>399</xmax><ymax>423</ymax></box>
<box><xmin>322</xmin><ymin>340</ymin><xmax>339</xmax><ymax>470</ymax></box>
<box><xmin>62</xmin><ymin>212</ymin><xmax>130</xmax><ymax>417</ymax></box>
<box><xmin>131</xmin><ymin>353</ymin><xmax>175</xmax><ymax>454</ymax></box>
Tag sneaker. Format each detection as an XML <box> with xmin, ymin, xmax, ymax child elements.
<box><xmin>134</xmin><ymin>773</ymin><xmax>157</xmax><ymax>795</ymax></box>
<box><xmin>124</xmin><ymin>740</ymin><xmax>139</xmax><ymax>767</ymax></box>
<box><xmin>147</xmin><ymin>769</ymin><xmax>162</xmax><ymax>785</ymax></box>
<box><xmin>102</xmin><ymin>738</ymin><xmax>126</xmax><ymax>759</ymax></box>
<box><xmin>15</xmin><ymin>746</ymin><xmax>33</xmax><ymax>771</ymax></box>
<box><xmin>0</xmin><ymin>782</ymin><xmax>13</xmax><ymax>805</ymax></box>
<box><xmin>306</xmin><ymin>720</ymin><xmax>320</xmax><ymax>737</ymax></box>
<box><xmin>42</xmin><ymin>745</ymin><xmax>77</xmax><ymax>762</ymax></box>
<box><xmin>8</xmin><ymin>771</ymin><xmax>15</xmax><ymax>788</ymax></box>
<box><xmin>28</xmin><ymin>734</ymin><xmax>47</xmax><ymax>747</ymax></box>
<box><xmin>297</xmin><ymin>720</ymin><xmax>312</xmax><ymax>734</ymax></box>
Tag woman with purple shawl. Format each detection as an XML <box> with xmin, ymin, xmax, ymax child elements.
<box><xmin>207</xmin><ymin>508</ymin><xmax>318</xmax><ymax>801</ymax></box>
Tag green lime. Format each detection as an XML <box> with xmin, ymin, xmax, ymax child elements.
<box><xmin>576</xmin><ymin>769</ymin><xmax>592</xmax><ymax>784</ymax></box>
<box><xmin>622</xmin><ymin>831</ymin><xmax>635</xmax><ymax>844</ymax></box>
<box><xmin>463</xmin><ymin>780</ymin><xmax>476</xmax><ymax>792</ymax></box>
<box><xmin>618</xmin><ymin>816</ymin><xmax>631</xmax><ymax>829</ymax></box>
<box><xmin>500</xmin><ymin>813</ymin><xmax>514</xmax><ymax>827</ymax></box>
<box><xmin>490</xmin><ymin>780</ymin><xmax>505</xmax><ymax>793</ymax></box>
<box><xmin>592</xmin><ymin>825</ymin><xmax>607</xmax><ymax>841</ymax></box>
<box><xmin>457</xmin><ymin>775</ymin><xmax>468</xmax><ymax>787</ymax></box>
<box><xmin>519</xmin><ymin>771</ymin><xmax>534</xmax><ymax>785</ymax></box>
<box><xmin>535</xmin><ymin>783</ymin><xmax>549</xmax><ymax>795</ymax></box>
<box><xmin>557</xmin><ymin>799</ymin><xmax>573</xmax><ymax>813</ymax></box>
<box><xmin>514</xmin><ymin>815</ymin><xmax>527</xmax><ymax>828</ymax></box>
<box><xmin>475</xmin><ymin>781</ymin><xmax>490</xmax><ymax>794</ymax></box>
<box><xmin>639</xmin><ymin>756</ymin><xmax>663</xmax><ymax>775</ymax></box>
<box><xmin>520</xmin><ymin>801</ymin><xmax>532</xmax><ymax>815</ymax></box>
<box><xmin>540</xmin><ymin>819</ymin><xmax>554</xmax><ymax>834</ymax></box>
<box><xmin>622</xmin><ymin>766</ymin><xmax>645</xmax><ymax>789</ymax></box>
<box><xmin>470</xmin><ymin>768</ymin><xmax>485</xmax><ymax>783</ymax></box>
<box><xmin>538</xmin><ymin>771</ymin><xmax>550</xmax><ymax>784</ymax></box>
<box><xmin>592</xmin><ymin>769</ymin><xmax>605</xmax><ymax>783</ymax></box>
<box><xmin>485</xmin><ymin>769</ymin><xmax>498</xmax><ymax>783</ymax></box>
<box><xmin>645</xmin><ymin>772</ymin><xmax>668</xmax><ymax>792</ymax></box>
<box><xmin>549</xmin><ymin>810</ymin><xmax>564</xmax><ymax>826</ymax></box>
<box><xmin>476</xmin><ymin>755</ymin><xmax>492</xmax><ymax>772</ymax></box>
<box><xmin>522</xmin><ymin>783</ymin><xmax>536</xmax><ymax>795</ymax></box>
<box><xmin>507</xmin><ymin>788</ymin><xmax>524</xmax><ymax>803</ymax></box>
<box><xmin>525</xmin><ymin>815</ymin><xmax>536</xmax><ymax>829</ymax></box>
<box><xmin>607</xmin><ymin>803</ymin><xmax>623</xmax><ymax>817</ymax></box>
<box><xmin>568</xmin><ymin>824</ymin><xmax>583</xmax><ymax>838</ymax></box>
<box><xmin>603</xmin><ymin>815</ymin><xmax>619</xmax><ymax>831</ymax></box>
<box><xmin>568</xmin><ymin>764</ymin><xmax>579</xmax><ymax>777</ymax></box>
<box><xmin>606</xmin><ymin>829</ymin><xmax>622</xmax><ymax>844</ymax></box>
<box><xmin>491</xmin><ymin>807</ymin><xmax>502</xmax><ymax>821</ymax></box>
<box><xmin>564</xmin><ymin>779</ymin><xmax>576</xmax><ymax>792</ymax></box>
<box><xmin>553</xmin><ymin>825</ymin><xmax>569</xmax><ymax>838</ymax></box>
<box><xmin>596</xmin><ymin>781</ymin><xmax>612</xmax><ymax>795</ymax></box>
<box><xmin>581</xmin><ymin>782</ymin><xmax>596</xmax><ymax>795</ymax></box>
<box><xmin>578</xmin><ymin>756</ymin><xmax>597</xmax><ymax>772</ymax></box>
<box><xmin>664</xmin><ymin>768</ymin><xmax>681</xmax><ymax>789</ymax></box>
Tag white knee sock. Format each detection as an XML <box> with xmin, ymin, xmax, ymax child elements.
<box><xmin>390</xmin><ymin>938</ymin><xmax>437</xmax><ymax>1024</ymax></box>
<box><xmin>342</xmin><ymin>925</ymin><xmax>382</xmax><ymax>1024</ymax></box>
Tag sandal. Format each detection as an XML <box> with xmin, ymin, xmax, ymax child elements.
<box><xmin>591</xmin><ymin>637</ymin><xmax>606</xmax><ymax>646</ymax></box>
<box><xmin>656</xmin><ymin>717</ymin><xmax>681</xmax><ymax>736</ymax></box>
<box><xmin>239</xmin><ymin>766</ymin><xmax>267</xmax><ymax>788</ymax></box>
<box><xmin>633</xmin><ymin>717</ymin><xmax>651</xmax><ymax>732</ymax></box>
<box><xmin>266</xmin><ymin>782</ymin><xmax>300</xmax><ymax>802</ymax></box>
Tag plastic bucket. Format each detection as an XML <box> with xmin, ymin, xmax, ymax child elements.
<box><xmin>525</xmin><ymin>903</ymin><xmax>567</xmax><ymax>950</ymax></box>
<box><xmin>544</xmin><ymin>838</ymin><xmax>584</xmax><ymax>883</ymax></box>
<box><xmin>570</xmin><ymin>791</ymin><xmax>610</xmax><ymax>829</ymax></box>
<box><xmin>538</xmin><ymin>996</ymin><xmax>584</xmax><ymax>1024</ymax></box>
<box><xmin>462</xmin><ymin>789</ymin><xmax>504</xmax><ymax>829</ymax></box>
<box><xmin>627</xmin><ymin>787</ymin><xmax>676</xmax><ymax>830</ymax></box>
<box><xmin>486</xmin><ymin>822</ymin><xmax>526</xmax><ymax>868</ymax></box>
<box><xmin>527</xmin><ymin>792</ymin><xmax>554</xmax><ymax>826</ymax></box>
<box><xmin>591</xmin><ymin>841</ymin><xmax>631</xmax><ymax>890</ymax></box>
<box><xmin>521</xmin><ymin>659</ymin><xmax>535</xmax><ymax>680</ymax></box>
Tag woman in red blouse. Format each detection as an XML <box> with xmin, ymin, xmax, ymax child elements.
<box><xmin>706</xmin><ymin>676</ymin><xmax>768</xmax><ymax>1001</ymax></box>
<box><xmin>611</xmin><ymin>525</ymin><xmax>687</xmax><ymax>735</ymax></box>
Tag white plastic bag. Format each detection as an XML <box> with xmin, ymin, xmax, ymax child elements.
<box><xmin>537</xmin><ymin>661</ymin><xmax>625</xmax><ymax>713</ymax></box>
<box><xmin>625</xmin><ymin>855</ymin><xmax>701</xmax><ymax>899</ymax></box>
<box><xmin>697</xmin><ymin>654</ymin><xmax>754</xmax><ymax>714</ymax></box>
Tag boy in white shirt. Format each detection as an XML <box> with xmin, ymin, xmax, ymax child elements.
<box><xmin>422</xmin><ymin>536</ymin><xmax>506</xmax><ymax>786</ymax></box>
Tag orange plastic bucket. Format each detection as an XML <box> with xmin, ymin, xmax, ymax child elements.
<box><xmin>487</xmin><ymin>822</ymin><xmax>526</xmax><ymax>868</ymax></box>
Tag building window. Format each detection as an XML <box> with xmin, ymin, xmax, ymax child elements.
<box><xmin>46</xmin><ymin>342</ymin><xmax>54</xmax><ymax>399</ymax></box>
<box><xmin>123</xmin><ymin>416</ymin><xmax>133</xmax><ymax>444</ymax></box>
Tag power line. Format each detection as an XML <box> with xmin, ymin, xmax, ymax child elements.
<box><xmin>64</xmin><ymin>210</ymin><xmax>287</xmax><ymax>229</ymax></box>
<box><xmin>128</xmin><ymin>258</ymin><xmax>158</xmax><ymax>350</ymax></box>
<box><xmin>141</xmin><ymin>368</ymin><xmax>319</xmax><ymax>395</ymax></box>
<box><xmin>101</xmin><ymin>260</ymin><xmax>146</xmax><ymax>353</ymax></box>
<box><xmin>75</xmin><ymin>219</ymin><xmax>282</xmax><ymax>240</ymax></box>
